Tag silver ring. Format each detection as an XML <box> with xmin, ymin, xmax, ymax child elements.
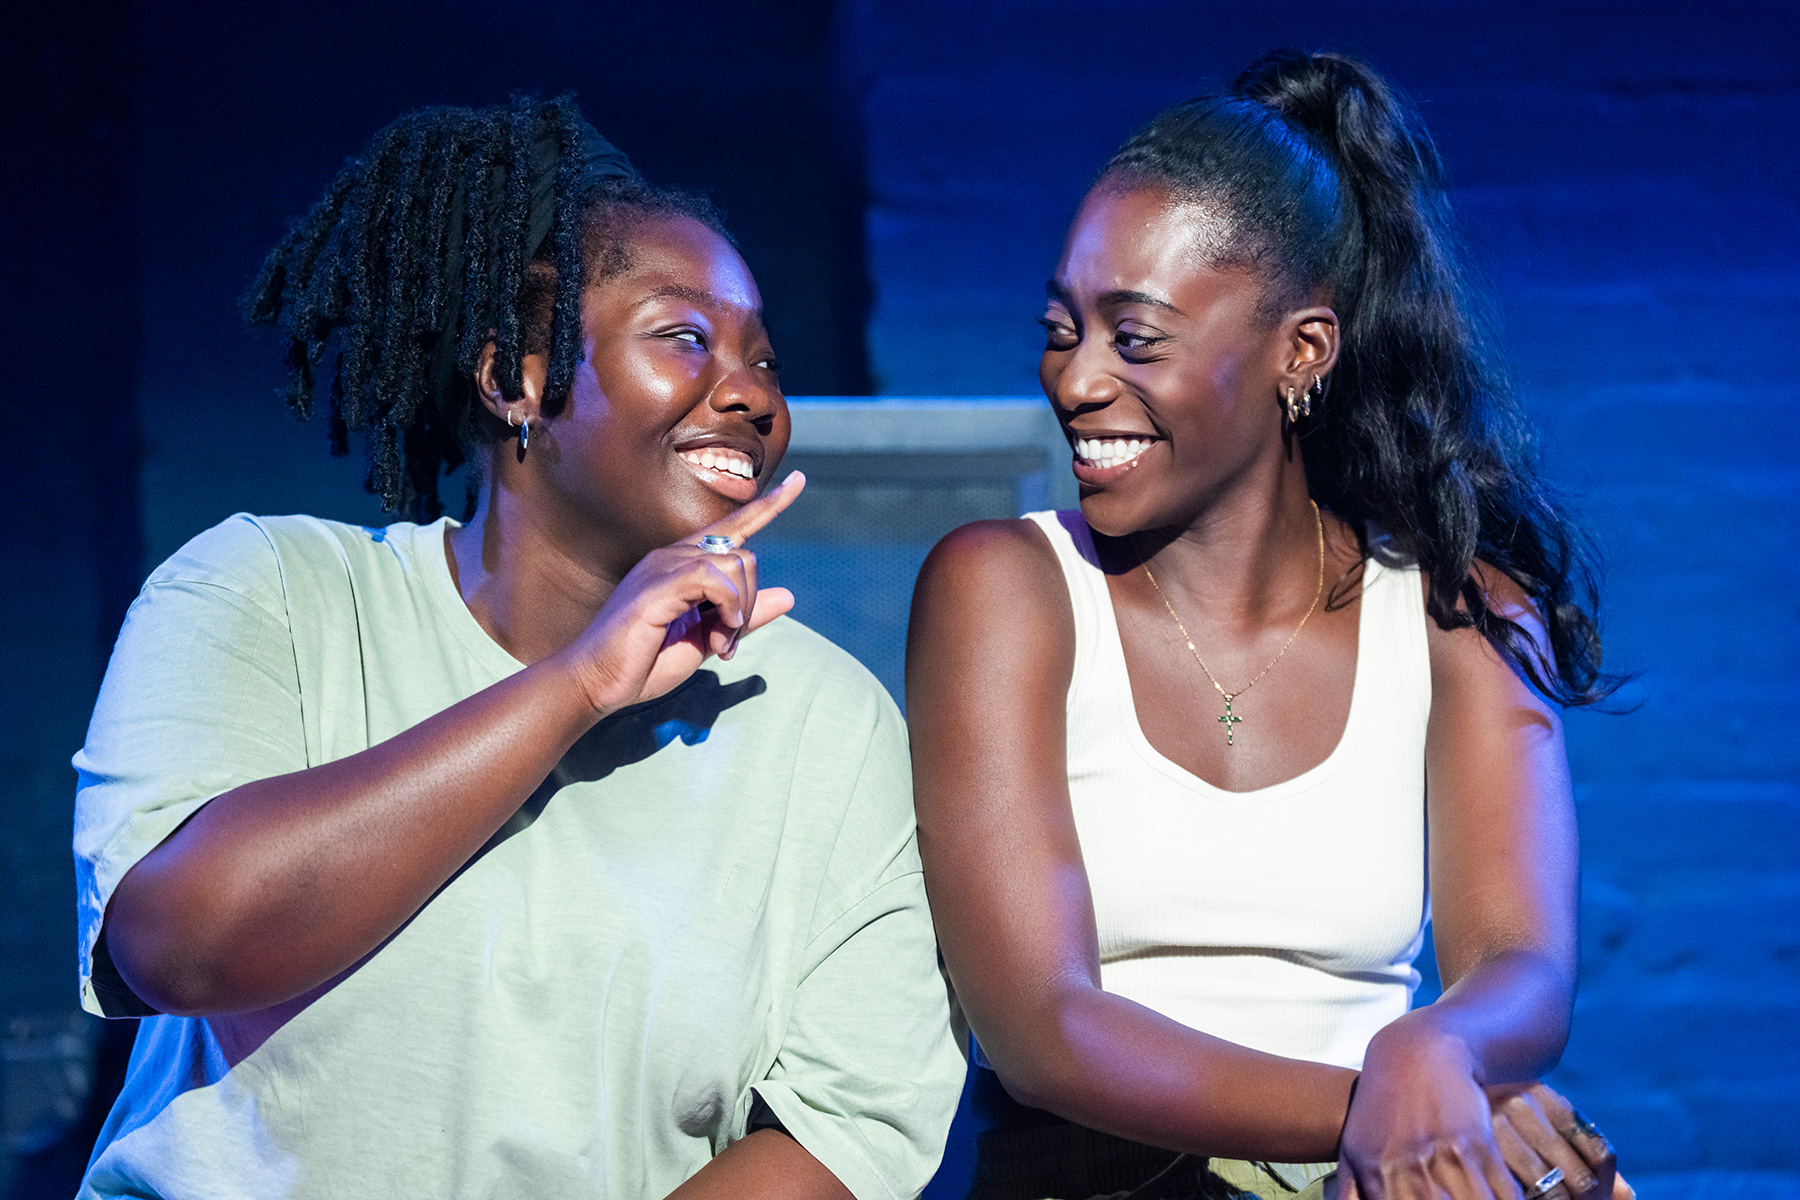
<box><xmin>697</xmin><ymin>534</ymin><xmax>736</xmax><ymax>555</ymax></box>
<box><xmin>1524</xmin><ymin>1166</ymin><xmax>1565</xmax><ymax>1198</ymax></box>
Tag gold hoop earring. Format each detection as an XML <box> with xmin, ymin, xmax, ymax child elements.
<box><xmin>1284</xmin><ymin>385</ymin><xmax>1302</xmax><ymax>424</ymax></box>
<box><xmin>1304</xmin><ymin>373</ymin><xmax>1324</xmax><ymax>417</ymax></box>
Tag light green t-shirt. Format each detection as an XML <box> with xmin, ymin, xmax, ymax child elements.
<box><xmin>73</xmin><ymin>513</ymin><xmax>963</xmax><ymax>1200</ymax></box>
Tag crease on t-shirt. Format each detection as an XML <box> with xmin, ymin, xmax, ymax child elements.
<box><xmin>251</xmin><ymin>514</ymin><xmax>346</xmax><ymax>765</ymax></box>
<box><xmin>796</xmin><ymin>871</ymin><xmax>928</xmax><ymax>980</ymax></box>
<box><xmin>787</xmin><ymin>675</ymin><xmax>921</xmax><ymax>980</ymax></box>
<box><xmin>789</xmin><ymin>682</ymin><xmax>874</xmax><ymax>946</ymax></box>
<box><xmin>81</xmin><ymin>568</ymin><xmax>302</xmax><ymax>1016</ymax></box>
<box><xmin>87</xmin><ymin>577</ymin><xmax>296</xmax><ymax>867</ymax></box>
<box><xmin>171</xmin><ymin>514</ymin><xmax>295</xmax><ymax>621</ymax></box>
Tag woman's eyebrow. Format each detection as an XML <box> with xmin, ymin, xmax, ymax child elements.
<box><xmin>1043</xmin><ymin>280</ymin><xmax>1184</xmax><ymax>316</ymax></box>
<box><xmin>637</xmin><ymin>283</ymin><xmax>766</xmax><ymax>327</ymax></box>
<box><xmin>641</xmin><ymin>283</ymin><xmax>720</xmax><ymax>308</ymax></box>
<box><xmin>1099</xmin><ymin>288</ymin><xmax>1183</xmax><ymax>315</ymax></box>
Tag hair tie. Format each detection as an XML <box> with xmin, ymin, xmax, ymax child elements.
<box><xmin>424</xmin><ymin>105</ymin><xmax>637</xmax><ymax>416</ymax></box>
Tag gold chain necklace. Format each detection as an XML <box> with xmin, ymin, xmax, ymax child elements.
<box><xmin>1140</xmin><ymin>500</ymin><xmax>1325</xmax><ymax>746</ymax></box>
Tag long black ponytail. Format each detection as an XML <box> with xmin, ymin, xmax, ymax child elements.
<box><xmin>243</xmin><ymin>95</ymin><xmax>724</xmax><ymax>522</ymax></box>
<box><xmin>1103</xmin><ymin>50</ymin><xmax>1617</xmax><ymax>707</ymax></box>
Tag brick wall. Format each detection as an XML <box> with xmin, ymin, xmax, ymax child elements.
<box><xmin>849</xmin><ymin>1</ymin><xmax>1800</xmax><ymax>1190</ymax></box>
<box><xmin>2</xmin><ymin>2</ymin><xmax>1793</xmax><ymax>1194</ymax></box>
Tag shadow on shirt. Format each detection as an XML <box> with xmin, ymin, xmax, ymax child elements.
<box><xmin>89</xmin><ymin>669</ymin><xmax>767</xmax><ymax>1035</ymax></box>
<box><xmin>472</xmin><ymin>668</ymin><xmax>768</xmax><ymax>864</ymax></box>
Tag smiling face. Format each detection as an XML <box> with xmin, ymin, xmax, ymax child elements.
<box><xmin>1040</xmin><ymin>184</ymin><xmax>1313</xmax><ymax>539</ymax></box>
<box><xmin>533</xmin><ymin>213</ymin><xmax>788</xmax><ymax>562</ymax></box>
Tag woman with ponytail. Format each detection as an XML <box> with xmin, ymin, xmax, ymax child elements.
<box><xmin>73</xmin><ymin>97</ymin><xmax>962</xmax><ymax>1199</ymax></box>
<box><xmin>909</xmin><ymin>51</ymin><xmax>1624</xmax><ymax>1200</ymax></box>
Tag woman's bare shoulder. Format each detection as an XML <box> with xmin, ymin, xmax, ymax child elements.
<box><xmin>914</xmin><ymin>517</ymin><xmax>1071</xmax><ymax>627</ymax></box>
<box><xmin>1421</xmin><ymin>560</ymin><xmax>1562</xmax><ymax>734</ymax></box>
<box><xmin>908</xmin><ymin>517</ymin><xmax>1076</xmax><ymax>708</ymax></box>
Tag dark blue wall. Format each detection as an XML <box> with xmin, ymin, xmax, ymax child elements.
<box><xmin>852</xmin><ymin>1</ymin><xmax>1800</xmax><ymax>1189</ymax></box>
<box><xmin>2</xmin><ymin>2</ymin><xmax>1795</xmax><ymax>1195</ymax></box>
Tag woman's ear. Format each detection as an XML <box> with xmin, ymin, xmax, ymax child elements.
<box><xmin>1278</xmin><ymin>305</ymin><xmax>1341</xmax><ymax>395</ymax></box>
<box><xmin>473</xmin><ymin>341</ymin><xmax>548</xmax><ymax>426</ymax></box>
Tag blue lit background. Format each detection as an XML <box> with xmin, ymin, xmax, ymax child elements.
<box><xmin>3</xmin><ymin>2</ymin><xmax>1794</xmax><ymax>1195</ymax></box>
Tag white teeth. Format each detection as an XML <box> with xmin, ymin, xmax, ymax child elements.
<box><xmin>682</xmin><ymin>448</ymin><xmax>754</xmax><ymax>479</ymax></box>
<box><xmin>1075</xmin><ymin>437</ymin><xmax>1151</xmax><ymax>468</ymax></box>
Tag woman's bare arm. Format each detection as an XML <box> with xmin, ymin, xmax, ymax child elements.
<box><xmin>1334</xmin><ymin>568</ymin><xmax>1580</xmax><ymax>1197</ymax></box>
<box><xmin>1376</xmin><ymin>569</ymin><xmax>1578</xmax><ymax>1077</ymax></box>
<box><xmin>907</xmin><ymin>519</ymin><xmax>1356</xmax><ymax>1163</ymax></box>
<box><xmin>107</xmin><ymin>481</ymin><xmax>802</xmax><ymax>1017</ymax></box>
<box><xmin>108</xmin><ymin>648</ymin><xmax>609</xmax><ymax>1016</ymax></box>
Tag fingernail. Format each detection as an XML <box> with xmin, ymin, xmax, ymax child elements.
<box><xmin>782</xmin><ymin>469</ymin><xmax>805</xmax><ymax>488</ymax></box>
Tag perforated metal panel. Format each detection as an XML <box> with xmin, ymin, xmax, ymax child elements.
<box><xmin>757</xmin><ymin>399</ymin><xmax>1071</xmax><ymax>708</ymax></box>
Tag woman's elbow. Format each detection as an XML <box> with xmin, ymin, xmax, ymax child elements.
<box><xmin>105</xmin><ymin>870</ymin><xmax>261</xmax><ymax>1016</ymax></box>
<box><xmin>976</xmin><ymin>996</ymin><xmax>1098</xmax><ymax>1115</ymax></box>
<box><xmin>103</xmin><ymin>923</ymin><xmax>204</xmax><ymax>1016</ymax></box>
<box><xmin>987</xmin><ymin>1053</ymin><xmax>1065</xmax><ymax>1114</ymax></box>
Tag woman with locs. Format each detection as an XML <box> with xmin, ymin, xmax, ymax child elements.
<box><xmin>73</xmin><ymin>97</ymin><xmax>962</xmax><ymax>1199</ymax></box>
<box><xmin>908</xmin><ymin>51</ymin><xmax>1627</xmax><ymax>1200</ymax></box>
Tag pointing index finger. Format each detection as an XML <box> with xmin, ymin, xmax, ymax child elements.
<box><xmin>698</xmin><ymin>470</ymin><xmax>806</xmax><ymax>546</ymax></box>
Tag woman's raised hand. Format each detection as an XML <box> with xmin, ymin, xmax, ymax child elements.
<box><xmin>556</xmin><ymin>472</ymin><xmax>806</xmax><ymax>717</ymax></box>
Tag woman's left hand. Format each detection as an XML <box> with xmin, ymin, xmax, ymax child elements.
<box><xmin>1335</xmin><ymin>1026</ymin><xmax>1519</xmax><ymax>1199</ymax></box>
<box><xmin>1487</xmin><ymin>1082</ymin><xmax>1628</xmax><ymax>1200</ymax></box>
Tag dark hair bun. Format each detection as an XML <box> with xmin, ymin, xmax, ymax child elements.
<box><xmin>1233</xmin><ymin>49</ymin><xmax>1445</xmax><ymax>202</ymax></box>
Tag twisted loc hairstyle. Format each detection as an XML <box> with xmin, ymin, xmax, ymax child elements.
<box><xmin>1102</xmin><ymin>50</ymin><xmax>1619</xmax><ymax>706</ymax></box>
<box><xmin>244</xmin><ymin>95</ymin><xmax>724</xmax><ymax>521</ymax></box>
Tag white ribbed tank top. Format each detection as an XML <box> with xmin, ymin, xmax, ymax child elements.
<box><xmin>1025</xmin><ymin>510</ymin><xmax>1431</xmax><ymax>1070</ymax></box>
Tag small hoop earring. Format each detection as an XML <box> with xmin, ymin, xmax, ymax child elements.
<box><xmin>1304</xmin><ymin>373</ymin><xmax>1324</xmax><ymax>417</ymax></box>
<box><xmin>507</xmin><ymin>407</ymin><xmax>529</xmax><ymax>456</ymax></box>
<box><xmin>1283</xmin><ymin>385</ymin><xmax>1302</xmax><ymax>424</ymax></box>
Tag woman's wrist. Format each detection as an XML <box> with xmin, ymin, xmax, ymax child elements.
<box><xmin>537</xmin><ymin>643</ymin><xmax>621</xmax><ymax>724</ymax></box>
<box><xmin>1363</xmin><ymin>1013</ymin><xmax>1479</xmax><ymax>1083</ymax></box>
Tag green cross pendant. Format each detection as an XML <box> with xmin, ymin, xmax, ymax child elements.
<box><xmin>1218</xmin><ymin>694</ymin><xmax>1243</xmax><ymax>746</ymax></box>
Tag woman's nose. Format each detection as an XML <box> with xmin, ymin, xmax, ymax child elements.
<box><xmin>707</xmin><ymin>362</ymin><xmax>782</xmax><ymax>421</ymax></box>
<box><xmin>1049</xmin><ymin>335</ymin><xmax>1118</xmax><ymax>416</ymax></box>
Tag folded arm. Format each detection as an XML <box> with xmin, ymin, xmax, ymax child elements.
<box><xmin>106</xmin><ymin>643</ymin><xmax>607</xmax><ymax>1016</ymax></box>
<box><xmin>1334</xmin><ymin>566</ymin><xmax>1581</xmax><ymax>1197</ymax></box>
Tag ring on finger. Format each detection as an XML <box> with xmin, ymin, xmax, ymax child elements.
<box><xmin>1568</xmin><ymin>1111</ymin><xmax>1607</xmax><ymax>1143</ymax></box>
<box><xmin>697</xmin><ymin>534</ymin><xmax>736</xmax><ymax>555</ymax></box>
<box><xmin>1524</xmin><ymin>1166</ymin><xmax>1565</xmax><ymax>1198</ymax></box>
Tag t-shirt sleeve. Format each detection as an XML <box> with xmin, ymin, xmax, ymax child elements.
<box><xmin>751</xmin><ymin>692</ymin><xmax>966</xmax><ymax>1200</ymax></box>
<box><xmin>72</xmin><ymin>516</ymin><xmax>307</xmax><ymax>1018</ymax></box>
